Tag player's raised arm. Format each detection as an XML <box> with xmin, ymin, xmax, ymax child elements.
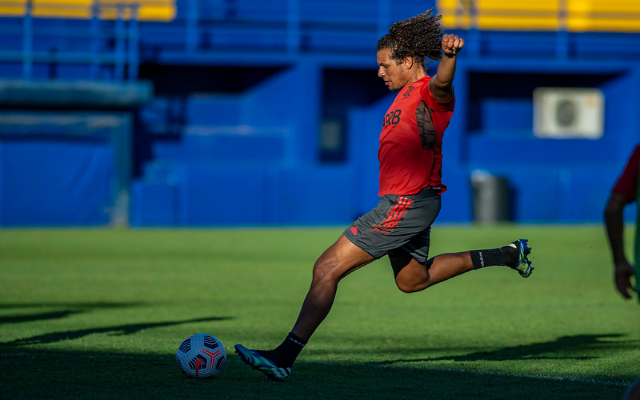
<box><xmin>604</xmin><ymin>192</ymin><xmax>636</xmax><ymax>299</ymax></box>
<box><xmin>429</xmin><ymin>34</ymin><xmax>464</xmax><ymax>101</ymax></box>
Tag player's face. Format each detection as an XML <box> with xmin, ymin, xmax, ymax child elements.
<box><xmin>377</xmin><ymin>48</ymin><xmax>409</xmax><ymax>92</ymax></box>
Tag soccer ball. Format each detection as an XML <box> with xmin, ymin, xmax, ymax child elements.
<box><xmin>176</xmin><ymin>333</ymin><xmax>227</xmax><ymax>378</ymax></box>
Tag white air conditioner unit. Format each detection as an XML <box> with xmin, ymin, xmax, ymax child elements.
<box><xmin>533</xmin><ymin>87</ymin><xmax>604</xmax><ymax>139</ymax></box>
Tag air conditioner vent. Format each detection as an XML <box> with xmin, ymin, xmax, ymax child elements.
<box><xmin>533</xmin><ymin>87</ymin><xmax>604</xmax><ymax>139</ymax></box>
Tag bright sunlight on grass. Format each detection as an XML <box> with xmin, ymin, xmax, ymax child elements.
<box><xmin>0</xmin><ymin>225</ymin><xmax>637</xmax><ymax>399</ymax></box>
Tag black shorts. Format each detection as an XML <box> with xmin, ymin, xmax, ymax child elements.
<box><xmin>343</xmin><ymin>187</ymin><xmax>441</xmax><ymax>264</ymax></box>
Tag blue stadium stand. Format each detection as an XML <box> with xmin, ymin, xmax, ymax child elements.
<box><xmin>0</xmin><ymin>0</ymin><xmax>639</xmax><ymax>227</ymax></box>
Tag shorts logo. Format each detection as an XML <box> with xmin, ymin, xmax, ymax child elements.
<box><xmin>371</xmin><ymin>196</ymin><xmax>413</xmax><ymax>234</ymax></box>
<box><xmin>350</xmin><ymin>226</ymin><xmax>358</xmax><ymax>236</ymax></box>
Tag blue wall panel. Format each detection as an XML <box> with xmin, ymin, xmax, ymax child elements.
<box><xmin>557</xmin><ymin>168</ymin><xmax>619</xmax><ymax>223</ymax></box>
<box><xmin>275</xmin><ymin>165</ymin><xmax>358</xmax><ymax>225</ymax></box>
<box><xmin>481</xmin><ymin>98</ymin><xmax>532</xmax><ymax>133</ymax></box>
<box><xmin>4</xmin><ymin>7</ymin><xmax>640</xmax><ymax>226</ymax></box>
<box><xmin>243</xmin><ymin>68</ymin><xmax>300</xmax><ymax>127</ymax></box>
<box><xmin>438</xmin><ymin>167</ymin><xmax>473</xmax><ymax>223</ymax></box>
<box><xmin>0</xmin><ymin>140</ymin><xmax>112</xmax><ymax>226</ymax></box>
<box><xmin>152</xmin><ymin>131</ymin><xmax>286</xmax><ymax>163</ymax></box>
<box><xmin>509</xmin><ymin>168</ymin><xmax>561</xmax><ymax>223</ymax></box>
<box><xmin>176</xmin><ymin>164</ymin><xmax>267</xmax><ymax>226</ymax></box>
<box><xmin>131</xmin><ymin>163</ymin><xmax>360</xmax><ymax>226</ymax></box>
<box><xmin>464</xmin><ymin>137</ymin><xmax>618</xmax><ymax>167</ymax></box>
<box><xmin>130</xmin><ymin>181</ymin><xmax>178</xmax><ymax>227</ymax></box>
<box><xmin>186</xmin><ymin>94</ymin><xmax>242</xmax><ymax>125</ymax></box>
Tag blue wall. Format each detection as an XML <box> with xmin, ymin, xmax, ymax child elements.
<box><xmin>129</xmin><ymin>57</ymin><xmax>640</xmax><ymax>226</ymax></box>
<box><xmin>0</xmin><ymin>139</ymin><xmax>112</xmax><ymax>226</ymax></box>
<box><xmin>0</xmin><ymin>112</ymin><xmax>132</xmax><ymax>226</ymax></box>
<box><xmin>1</xmin><ymin>0</ymin><xmax>639</xmax><ymax>227</ymax></box>
<box><xmin>444</xmin><ymin>60</ymin><xmax>639</xmax><ymax>223</ymax></box>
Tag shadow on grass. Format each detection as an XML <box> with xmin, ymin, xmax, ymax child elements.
<box><xmin>0</xmin><ymin>302</ymin><xmax>151</xmax><ymax>326</ymax></box>
<box><xmin>369</xmin><ymin>334</ymin><xmax>636</xmax><ymax>364</ymax></box>
<box><xmin>0</xmin><ymin>348</ymin><xmax>629</xmax><ymax>400</ymax></box>
<box><xmin>0</xmin><ymin>316</ymin><xmax>232</xmax><ymax>347</ymax></box>
<box><xmin>0</xmin><ymin>302</ymin><xmax>148</xmax><ymax>309</ymax></box>
<box><xmin>0</xmin><ymin>310</ymin><xmax>84</xmax><ymax>325</ymax></box>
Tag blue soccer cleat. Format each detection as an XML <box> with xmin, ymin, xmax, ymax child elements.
<box><xmin>234</xmin><ymin>344</ymin><xmax>291</xmax><ymax>382</ymax></box>
<box><xmin>510</xmin><ymin>239</ymin><xmax>533</xmax><ymax>278</ymax></box>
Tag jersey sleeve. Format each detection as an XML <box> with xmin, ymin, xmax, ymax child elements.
<box><xmin>420</xmin><ymin>79</ymin><xmax>455</xmax><ymax>112</ymax></box>
<box><xmin>612</xmin><ymin>145</ymin><xmax>640</xmax><ymax>203</ymax></box>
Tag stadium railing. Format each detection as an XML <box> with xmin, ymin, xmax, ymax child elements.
<box><xmin>4</xmin><ymin>0</ymin><xmax>640</xmax><ymax>82</ymax></box>
<box><xmin>0</xmin><ymin>0</ymin><xmax>173</xmax><ymax>80</ymax></box>
<box><xmin>437</xmin><ymin>0</ymin><xmax>640</xmax><ymax>58</ymax></box>
<box><xmin>438</xmin><ymin>0</ymin><xmax>640</xmax><ymax>32</ymax></box>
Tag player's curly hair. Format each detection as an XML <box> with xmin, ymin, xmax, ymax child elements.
<box><xmin>376</xmin><ymin>9</ymin><xmax>443</xmax><ymax>68</ymax></box>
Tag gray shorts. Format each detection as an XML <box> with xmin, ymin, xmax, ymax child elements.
<box><xmin>343</xmin><ymin>187</ymin><xmax>441</xmax><ymax>263</ymax></box>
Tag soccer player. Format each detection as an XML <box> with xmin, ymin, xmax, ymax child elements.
<box><xmin>235</xmin><ymin>10</ymin><xmax>534</xmax><ymax>381</ymax></box>
<box><xmin>604</xmin><ymin>144</ymin><xmax>640</xmax><ymax>399</ymax></box>
<box><xmin>604</xmin><ymin>144</ymin><xmax>639</xmax><ymax>301</ymax></box>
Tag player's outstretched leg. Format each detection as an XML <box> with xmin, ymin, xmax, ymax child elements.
<box><xmin>509</xmin><ymin>239</ymin><xmax>533</xmax><ymax>278</ymax></box>
<box><xmin>234</xmin><ymin>344</ymin><xmax>292</xmax><ymax>382</ymax></box>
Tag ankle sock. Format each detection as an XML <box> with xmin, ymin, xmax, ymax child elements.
<box><xmin>258</xmin><ymin>332</ymin><xmax>307</xmax><ymax>368</ymax></box>
<box><xmin>470</xmin><ymin>243</ymin><xmax>518</xmax><ymax>269</ymax></box>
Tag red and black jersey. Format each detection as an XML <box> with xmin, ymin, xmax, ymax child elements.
<box><xmin>378</xmin><ymin>75</ymin><xmax>455</xmax><ymax>196</ymax></box>
<box><xmin>612</xmin><ymin>144</ymin><xmax>640</xmax><ymax>203</ymax></box>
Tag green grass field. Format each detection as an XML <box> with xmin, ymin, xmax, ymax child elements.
<box><xmin>0</xmin><ymin>225</ymin><xmax>638</xmax><ymax>399</ymax></box>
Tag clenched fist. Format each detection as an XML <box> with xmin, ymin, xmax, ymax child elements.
<box><xmin>442</xmin><ymin>34</ymin><xmax>464</xmax><ymax>57</ymax></box>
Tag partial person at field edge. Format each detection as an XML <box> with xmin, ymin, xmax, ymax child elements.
<box><xmin>234</xmin><ymin>9</ymin><xmax>534</xmax><ymax>382</ymax></box>
<box><xmin>604</xmin><ymin>144</ymin><xmax>639</xmax><ymax>301</ymax></box>
<box><xmin>603</xmin><ymin>144</ymin><xmax>640</xmax><ymax>400</ymax></box>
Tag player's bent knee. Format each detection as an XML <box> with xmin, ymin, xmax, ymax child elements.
<box><xmin>395</xmin><ymin>278</ymin><xmax>428</xmax><ymax>293</ymax></box>
<box><xmin>394</xmin><ymin>263</ymin><xmax>431</xmax><ymax>293</ymax></box>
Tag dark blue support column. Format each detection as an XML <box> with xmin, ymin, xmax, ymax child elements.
<box><xmin>90</xmin><ymin>1</ymin><xmax>100</xmax><ymax>80</ymax></box>
<box><xmin>23</xmin><ymin>0</ymin><xmax>33</xmax><ymax>79</ymax></box>
<box><xmin>467</xmin><ymin>1</ymin><xmax>481</xmax><ymax>59</ymax></box>
<box><xmin>377</xmin><ymin>0</ymin><xmax>390</xmax><ymax>39</ymax></box>
<box><xmin>128</xmin><ymin>5</ymin><xmax>139</xmax><ymax>81</ymax></box>
<box><xmin>186</xmin><ymin>0</ymin><xmax>198</xmax><ymax>52</ymax></box>
<box><xmin>111</xmin><ymin>112</ymin><xmax>133</xmax><ymax>227</ymax></box>
<box><xmin>114</xmin><ymin>4</ymin><xmax>126</xmax><ymax>80</ymax></box>
<box><xmin>286</xmin><ymin>0</ymin><xmax>299</xmax><ymax>54</ymax></box>
<box><xmin>556</xmin><ymin>0</ymin><xmax>569</xmax><ymax>60</ymax></box>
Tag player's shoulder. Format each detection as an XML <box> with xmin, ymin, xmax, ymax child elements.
<box><xmin>421</xmin><ymin>77</ymin><xmax>454</xmax><ymax>110</ymax></box>
<box><xmin>625</xmin><ymin>144</ymin><xmax>640</xmax><ymax>168</ymax></box>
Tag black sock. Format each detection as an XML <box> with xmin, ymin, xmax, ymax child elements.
<box><xmin>258</xmin><ymin>332</ymin><xmax>307</xmax><ymax>368</ymax></box>
<box><xmin>470</xmin><ymin>244</ymin><xmax>518</xmax><ymax>269</ymax></box>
